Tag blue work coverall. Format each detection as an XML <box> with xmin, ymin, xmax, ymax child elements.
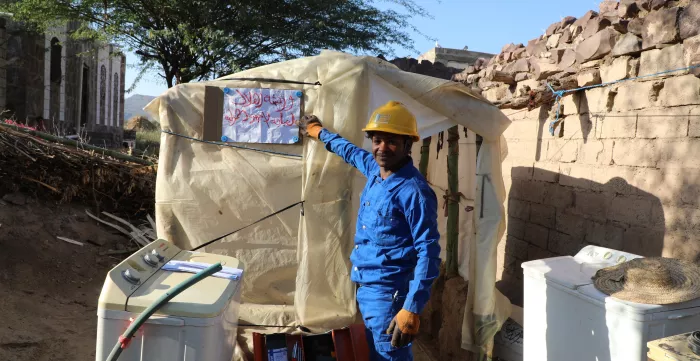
<box><xmin>318</xmin><ymin>129</ymin><xmax>442</xmax><ymax>361</ymax></box>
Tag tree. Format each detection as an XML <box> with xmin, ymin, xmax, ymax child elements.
<box><xmin>3</xmin><ymin>0</ymin><xmax>432</xmax><ymax>88</ymax></box>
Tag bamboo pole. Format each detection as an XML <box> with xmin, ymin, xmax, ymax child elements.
<box><xmin>418</xmin><ymin>137</ymin><xmax>431</xmax><ymax>177</ymax></box>
<box><xmin>0</xmin><ymin>122</ymin><xmax>154</xmax><ymax>166</ymax></box>
<box><xmin>446</xmin><ymin>126</ymin><xmax>459</xmax><ymax>278</ymax></box>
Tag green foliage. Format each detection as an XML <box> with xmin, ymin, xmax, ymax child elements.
<box><xmin>2</xmin><ymin>0</ymin><xmax>431</xmax><ymax>88</ymax></box>
<box><xmin>135</xmin><ymin>130</ymin><xmax>161</xmax><ymax>156</ymax></box>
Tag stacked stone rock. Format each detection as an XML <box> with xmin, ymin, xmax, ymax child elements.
<box><xmin>453</xmin><ymin>0</ymin><xmax>700</xmax><ymax>108</ymax></box>
<box><xmin>478</xmin><ymin>0</ymin><xmax>700</xmax><ymax>305</ymax></box>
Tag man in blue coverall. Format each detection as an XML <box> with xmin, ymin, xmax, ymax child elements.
<box><xmin>298</xmin><ymin>101</ymin><xmax>442</xmax><ymax>361</ymax></box>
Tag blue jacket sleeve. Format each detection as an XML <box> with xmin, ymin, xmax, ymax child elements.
<box><xmin>318</xmin><ymin>128</ymin><xmax>377</xmax><ymax>177</ymax></box>
<box><xmin>402</xmin><ymin>183</ymin><xmax>442</xmax><ymax>315</ymax></box>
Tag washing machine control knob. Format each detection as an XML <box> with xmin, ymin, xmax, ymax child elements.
<box><xmin>143</xmin><ymin>253</ymin><xmax>158</xmax><ymax>267</ymax></box>
<box><xmin>122</xmin><ymin>269</ymin><xmax>140</xmax><ymax>284</ymax></box>
<box><xmin>150</xmin><ymin>249</ymin><xmax>165</xmax><ymax>262</ymax></box>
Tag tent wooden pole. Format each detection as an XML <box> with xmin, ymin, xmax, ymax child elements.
<box><xmin>446</xmin><ymin>126</ymin><xmax>459</xmax><ymax>278</ymax></box>
<box><xmin>418</xmin><ymin>137</ymin><xmax>431</xmax><ymax>177</ymax></box>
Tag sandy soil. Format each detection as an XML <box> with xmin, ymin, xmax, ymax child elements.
<box><xmin>0</xmin><ymin>193</ymin><xmax>131</xmax><ymax>361</ymax></box>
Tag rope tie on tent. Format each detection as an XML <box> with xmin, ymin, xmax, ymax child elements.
<box><xmin>162</xmin><ymin>130</ymin><xmax>303</xmax><ymax>158</ymax></box>
<box><xmin>442</xmin><ymin>190</ymin><xmax>466</xmax><ymax>217</ymax></box>
<box><xmin>545</xmin><ymin>63</ymin><xmax>700</xmax><ymax>136</ymax></box>
<box><xmin>191</xmin><ymin>200</ymin><xmax>305</xmax><ymax>251</ymax></box>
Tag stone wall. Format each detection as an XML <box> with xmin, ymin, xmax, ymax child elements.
<box><xmin>4</xmin><ymin>19</ymin><xmax>45</xmax><ymax>123</ymax></box>
<box><xmin>450</xmin><ymin>0</ymin><xmax>700</xmax><ymax>305</ymax></box>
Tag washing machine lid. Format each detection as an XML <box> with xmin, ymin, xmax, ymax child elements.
<box><xmin>577</xmin><ymin>284</ymin><xmax>700</xmax><ymax>315</ymax></box>
<box><xmin>522</xmin><ymin>256</ymin><xmax>599</xmax><ymax>289</ymax></box>
<box><xmin>521</xmin><ymin>246</ymin><xmax>643</xmax><ymax>290</ymax></box>
<box><xmin>126</xmin><ymin>251</ymin><xmax>243</xmax><ymax>318</ymax></box>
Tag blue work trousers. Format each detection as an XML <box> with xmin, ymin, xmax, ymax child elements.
<box><xmin>357</xmin><ymin>285</ymin><xmax>413</xmax><ymax>361</ymax></box>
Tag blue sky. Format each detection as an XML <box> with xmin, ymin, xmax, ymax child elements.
<box><xmin>124</xmin><ymin>0</ymin><xmax>598</xmax><ymax>97</ymax></box>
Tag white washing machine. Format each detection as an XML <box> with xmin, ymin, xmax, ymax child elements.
<box><xmin>96</xmin><ymin>239</ymin><xmax>244</xmax><ymax>361</ymax></box>
<box><xmin>522</xmin><ymin>245</ymin><xmax>700</xmax><ymax>361</ymax></box>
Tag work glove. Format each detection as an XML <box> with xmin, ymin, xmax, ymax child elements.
<box><xmin>297</xmin><ymin>114</ymin><xmax>323</xmax><ymax>139</ymax></box>
<box><xmin>386</xmin><ymin>309</ymin><xmax>420</xmax><ymax>348</ymax></box>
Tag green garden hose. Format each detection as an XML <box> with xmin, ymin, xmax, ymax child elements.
<box><xmin>105</xmin><ymin>262</ymin><xmax>223</xmax><ymax>361</ymax></box>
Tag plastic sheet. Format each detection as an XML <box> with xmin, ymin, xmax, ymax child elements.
<box><xmin>144</xmin><ymin>51</ymin><xmax>512</xmax><ymax>358</ymax></box>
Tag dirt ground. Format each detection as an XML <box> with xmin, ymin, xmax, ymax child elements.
<box><xmin>0</xmin><ymin>192</ymin><xmax>132</xmax><ymax>361</ymax></box>
<box><xmin>0</xmin><ymin>191</ymin><xmax>482</xmax><ymax>361</ymax></box>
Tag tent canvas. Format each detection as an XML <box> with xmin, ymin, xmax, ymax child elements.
<box><xmin>145</xmin><ymin>50</ymin><xmax>512</xmax><ymax>358</ymax></box>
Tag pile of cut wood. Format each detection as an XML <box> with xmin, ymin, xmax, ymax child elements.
<box><xmin>0</xmin><ymin>122</ymin><xmax>157</xmax><ymax>218</ymax></box>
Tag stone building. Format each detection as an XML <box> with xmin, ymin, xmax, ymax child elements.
<box><xmin>452</xmin><ymin>0</ymin><xmax>700</xmax><ymax>307</ymax></box>
<box><xmin>418</xmin><ymin>46</ymin><xmax>495</xmax><ymax>69</ymax></box>
<box><xmin>0</xmin><ymin>18</ymin><xmax>126</xmax><ymax>147</ymax></box>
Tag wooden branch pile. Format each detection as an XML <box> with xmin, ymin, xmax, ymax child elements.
<box><xmin>0</xmin><ymin>123</ymin><xmax>157</xmax><ymax>217</ymax></box>
<box><xmin>87</xmin><ymin>210</ymin><xmax>157</xmax><ymax>250</ymax></box>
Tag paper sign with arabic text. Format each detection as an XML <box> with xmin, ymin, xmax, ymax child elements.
<box><xmin>221</xmin><ymin>87</ymin><xmax>302</xmax><ymax>144</ymax></box>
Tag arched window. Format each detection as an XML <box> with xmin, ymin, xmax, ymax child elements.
<box><xmin>113</xmin><ymin>73</ymin><xmax>119</xmax><ymax>127</ymax></box>
<box><xmin>99</xmin><ymin>65</ymin><xmax>106</xmax><ymax>125</ymax></box>
<box><xmin>50</xmin><ymin>38</ymin><xmax>62</xmax><ymax>83</ymax></box>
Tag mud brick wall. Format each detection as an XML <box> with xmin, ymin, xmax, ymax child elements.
<box><xmin>450</xmin><ymin>0</ymin><xmax>700</xmax><ymax>305</ymax></box>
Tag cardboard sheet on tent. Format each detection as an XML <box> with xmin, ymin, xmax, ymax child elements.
<box><xmin>145</xmin><ymin>50</ymin><xmax>512</xmax><ymax>358</ymax></box>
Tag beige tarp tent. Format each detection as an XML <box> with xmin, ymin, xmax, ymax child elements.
<box><xmin>145</xmin><ymin>50</ymin><xmax>512</xmax><ymax>358</ymax></box>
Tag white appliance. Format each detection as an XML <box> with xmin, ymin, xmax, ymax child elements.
<box><xmin>522</xmin><ymin>245</ymin><xmax>700</xmax><ymax>361</ymax></box>
<box><xmin>96</xmin><ymin>239</ymin><xmax>244</xmax><ymax>361</ymax></box>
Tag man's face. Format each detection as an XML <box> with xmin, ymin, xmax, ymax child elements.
<box><xmin>371</xmin><ymin>132</ymin><xmax>409</xmax><ymax>168</ymax></box>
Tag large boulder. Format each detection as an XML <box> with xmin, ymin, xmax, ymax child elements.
<box><xmin>577</xmin><ymin>68</ymin><xmax>602</xmax><ymax>87</ymax></box>
<box><xmin>501</xmin><ymin>43</ymin><xmax>517</xmax><ymax>53</ymax></box>
<box><xmin>576</xmin><ymin>28</ymin><xmax>619</xmax><ymax>63</ymax></box>
<box><xmin>573</xmin><ymin>10</ymin><xmax>599</xmax><ymax>28</ymax></box>
<box><xmin>558</xmin><ymin>49</ymin><xmax>578</xmax><ymax>69</ymax></box>
<box><xmin>680</xmin><ymin>0</ymin><xmax>700</xmax><ymax>40</ymax></box>
<box><xmin>618</xmin><ymin>1</ymin><xmax>640</xmax><ymax>18</ymax></box>
<box><xmin>650</xmin><ymin>0</ymin><xmax>670</xmax><ymax>10</ymax></box>
<box><xmin>581</xmin><ymin>17</ymin><xmax>612</xmax><ymax>39</ymax></box>
<box><xmin>526</xmin><ymin>38</ymin><xmax>548</xmax><ymax>57</ymax></box>
<box><xmin>560</xmin><ymin>27</ymin><xmax>573</xmax><ymax>45</ymax></box>
<box><xmin>530</xmin><ymin>59</ymin><xmax>561</xmax><ymax>80</ymax></box>
<box><xmin>513</xmin><ymin>47</ymin><xmax>527</xmax><ymax>59</ymax></box>
<box><xmin>561</xmin><ymin>16</ymin><xmax>577</xmax><ymax>28</ymax></box>
<box><xmin>642</xmin><ymin>7</ymin><xmax>681</xmax><ymax>49</ymax></box>
<box><xmin>636</xmin><ymin>0</ymin><xmax>652</xmax><ymax>10</ymax></box>
<box><xmin>551</xmin><ymin>48</ymin><xmax>568</xmax><ymax>64</ymax></box>
<box><xmin>515</xmin><ymin>73</ymin><xmax>531</xmax><ymax>82</ymax></box>
<box><xmin>548</xmin><ymin>33</ymin><xmax>563</xmax><ymax>48</ymax></box>
<box><xmin>546</xmin><ymin>21</ymin><xmax>562</xmax><ymax>36</ymax></box>
<box><xmin>612</xmin><ymin>33</ymin><xmax>643</xmax><ymax>57</ymax></box>
<box><xmin>628</xmin><ymin>18</ymin><xmax>644</xmax><ymax>36</ymax></box>
<box><xmin>485</xmin><ymin>69</ymin><xmax>516</xmax><ymax>85</ymax></box>
<box><xmin>611</xmin><ymin>18</ymin><xmax>630</xmax><ymax>34</ymax></box>
<box><xmin>505</xmin><ymin>58</ymin><xmax>531</xmax><ymax>73</ymax></box>
<box><xmin>600</xmin><ymin>0</ymin><xmax>619</xmax><ymax>13</ymax></box>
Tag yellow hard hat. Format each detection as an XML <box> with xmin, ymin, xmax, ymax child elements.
<box><xmin>362</xmin><ymin>101</ymin><xmax>420</xmax><ymax>142</ymax></box>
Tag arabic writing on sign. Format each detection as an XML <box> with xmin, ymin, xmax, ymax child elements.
<box><xmin>221</xmin><ymin>87</ymin><xmax>302</xmax><ymax>144</ymax></box>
